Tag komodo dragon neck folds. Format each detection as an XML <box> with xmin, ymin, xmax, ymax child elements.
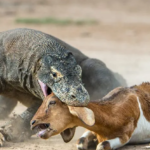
<box><xmin>0</xmin><ymin>28</ymin><xmax>126</xmax><ymax>146</ymax></box>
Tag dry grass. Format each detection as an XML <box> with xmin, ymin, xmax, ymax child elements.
<box><xmin>15</xmin><ymin>17</ymin><xmax>98</xmax><ymax>25</ymax></box>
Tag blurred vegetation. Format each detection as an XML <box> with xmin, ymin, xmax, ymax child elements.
<box><xmin>15</xmin><ymin>17</ymin><xmax>98</xmax><ymax>25</ymax></box>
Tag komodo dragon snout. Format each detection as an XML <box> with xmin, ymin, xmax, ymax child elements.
<box><xmin>36</xmin><ymin>51</ymin><xmax>90</xmax><ymax>106</ymax></box>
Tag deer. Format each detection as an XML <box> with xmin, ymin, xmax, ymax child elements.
<box><xmin>31</xmin><ymin>82</ymin><xmax>150</xmax><ymax>150</ymax></box>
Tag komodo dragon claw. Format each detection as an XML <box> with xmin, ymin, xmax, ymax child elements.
<box><xmin>0</xmin><ymin>116</ymin><xmax>34</xmax><ymax>146</ymax></box>
<box><xmin>0</xmin><ymin>128</ymin><xmax>5</xmax><ymax>146</ymax></box>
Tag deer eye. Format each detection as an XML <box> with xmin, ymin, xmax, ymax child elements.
<box><xmin>49</xmin><ymin>101</ymin><xmax>56</xmax><ymax>106</ymax></box>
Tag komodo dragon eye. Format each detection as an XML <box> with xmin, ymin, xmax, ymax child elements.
<box><xmin>50</xmin><ymin>66</ymin><xmax>63</xmax><ymax>81</ymax></box>
<box><xmin>52</xmin><ymin>72</ymin><xmax>57</xmax><ymax>78</ymax></box>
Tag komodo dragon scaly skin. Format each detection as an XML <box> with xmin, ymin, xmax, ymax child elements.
<box><xmin>0</xmin><ymin>28</ymin><xmax>126</xmax><ymax>146</ymax></box>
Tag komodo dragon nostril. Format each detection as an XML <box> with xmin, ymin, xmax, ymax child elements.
<box><xmin>71</xmin><ymin>95</ymin><xmax>76</xmax><ymax>99</ymax></box>
<box><xmin>31</xmin><ymin>120</ymin><xmax>36</xmax><ymax>125</ymax></box>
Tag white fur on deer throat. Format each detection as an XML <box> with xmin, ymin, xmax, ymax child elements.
<box><xmin>129</xmin><ymin>97</ymin><xmax>150</xmax><ymax>143</ymax></box>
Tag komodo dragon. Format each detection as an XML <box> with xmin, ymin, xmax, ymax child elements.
<box><xmin>0</xmin><ymin>28</ymin><xmax>126</xmax><ymax>146</ymax></box>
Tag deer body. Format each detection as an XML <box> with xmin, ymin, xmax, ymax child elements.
<box><xmin>31</xmin><ymin>83</ymin><xmax>150</xmax><ymax>150</ymax></box>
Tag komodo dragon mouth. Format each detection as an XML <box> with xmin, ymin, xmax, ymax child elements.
<box><xmin>38</xmin><ymin>80</ymin><xmax>52</xmax><ymax>97</ymax></box>
<box><xmin>32</xmin><ymin>123</ymin><xmax>56</xmax><ymax>138</ymax></box>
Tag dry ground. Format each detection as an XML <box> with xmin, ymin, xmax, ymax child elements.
<box><xmin>0</xmin><ymin>0</ymin><xmax>150</xmax><ymax>149</ymax></box>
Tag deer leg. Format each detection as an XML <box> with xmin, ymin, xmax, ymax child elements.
<box><xmin>96</xmin><ymin>135</ymin><xmax>130</xmax><ymax>150</ymax></box>
<box><xmin>76</xmin><ymin>130</ymin><xmax>97</xmax><ymax>150</ymax></box>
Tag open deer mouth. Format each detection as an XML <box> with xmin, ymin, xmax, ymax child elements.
<box><xmin>38</xmin><ymin>80</ymin><xmax>52</xmax><ymax>97</ymax></box>
<box><xmin>32</xmin><ymin>123</ymin><xmax>54</xmax><ymax>138</ymax></box>
<box><xmin>32</xmin><ymin>123</ymin><xmax>50</xmax><ymax>130</ymax></box>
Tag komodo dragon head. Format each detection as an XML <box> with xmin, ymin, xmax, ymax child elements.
<box><xmin>33</xmin><ymin>41</ymin><xmax>90</xmax><ymax>106</ymax></box>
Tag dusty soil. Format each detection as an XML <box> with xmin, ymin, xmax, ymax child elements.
<box><xmin>0</xmin><ymin>0</ymin><xmax>150</xmax><ymax>149</ymax></box>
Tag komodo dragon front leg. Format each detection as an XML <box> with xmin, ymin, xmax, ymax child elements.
<box><xmin>0</xmin><ymin>96</ymin><xmax>18</xmax><ymax>146</ymax></box>
<box><xmin>0</xmin><ymin>96</ymin><xmax>17</xmax><ymax>119</ymax></box>
<box><xmin>0</xmin><ymin>86</ymin><xmax>42</xmax><ymax>146</ymax></box>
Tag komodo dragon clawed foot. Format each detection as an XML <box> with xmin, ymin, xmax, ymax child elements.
<box><xmin>0</xmin><ymin>128</ymin><xmax>5</xmax><ymax>147</ymax></box>
<box><xmin>0</xmin><ymin>116</ymin><xmax>33</xmax><ymax>145</ymax></box>
<box><xmin>0</xmin><ymin>103</ymin><xmax>40</xmax><ymax>146</ymax></box>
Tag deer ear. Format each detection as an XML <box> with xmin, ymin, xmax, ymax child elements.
<box><xmin>68</xmin><ymin>106</ymin><xmax>95</xmax><ymax>126</ymax></box>
<box><xmin>60</xmin><ymin>127</ymin><xmax>76</xmax><ymax>143</ymax></box>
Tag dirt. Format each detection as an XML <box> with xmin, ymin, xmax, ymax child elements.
<box><xmin>0</xmin><ymin>0</ymin><xmax>150</xmax><ymax>149</ymax></box>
